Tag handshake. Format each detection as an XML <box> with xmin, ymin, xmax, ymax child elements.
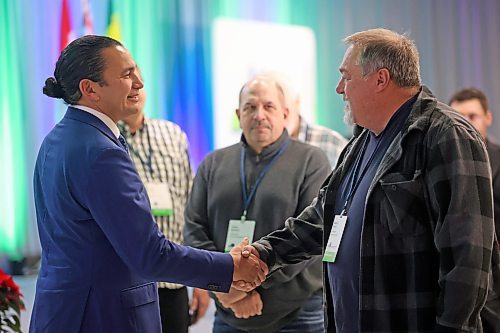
<box><xmin>217</xmin><ymin>238</ymin><xmax>266</xmax><ymax>318</ymax></box>
<box><xmin>228</xmin><ymin>237</ymin><xmax>268</xmax><ymax>292</ymax></box>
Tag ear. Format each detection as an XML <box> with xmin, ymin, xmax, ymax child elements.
<box><xmin>486</xmin><ymin>110</ymin><xmax>493</xmax><ymax>127</ymax></box>
<box><xmin>374</xmin><ymin>68</ymin><xmax>390</xmax><ymax>92</ymax></box>
<box><xmin>235</xmin><ymin>108</ymin><xmax>242</xmax><ymax>129</ymax></box>
<box><xmin>79</xmin><ymin>79</ymin><xmax>100</xmax><ymax>101</ymax></box>
<box><xmin>283</xmin><ymin>107</ymin><xmax>289</xmax><ymax>120</ymax></box>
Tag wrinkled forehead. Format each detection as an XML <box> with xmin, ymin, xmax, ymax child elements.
<box><xmin>240</xmin><ymin>80</ymin><xmax>282</xmax><ymax>104</ymax></box>
<box><xmin>340</xmin><ymin>45</ymin><xmax>360</xmax><ymax>71</ymax></box>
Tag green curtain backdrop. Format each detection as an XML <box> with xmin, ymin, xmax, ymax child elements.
<box><xmin>0</xmin><ymin>1</ymin><xmax>28</xmax><ymax>257</ymax></box>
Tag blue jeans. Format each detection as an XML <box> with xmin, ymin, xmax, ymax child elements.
<box><xmin>213</xmin><ymin>292</ymin><xmax>324</xmax><ymax>333</ymax></box>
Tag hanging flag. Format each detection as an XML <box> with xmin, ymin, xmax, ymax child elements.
<box><xmin>106</xmin><ymin>0</ymin><xmax>122</xmax><ymax>41</ymax></box>
<box><xmin>81</xmin><ymin>0</ymin><xmax>94</xmax><ymax>36</ymax></box>
<box><xmin>60</xmin><ymin>0</ymin><xmax>75</xmax><ymax>52</ymax></box>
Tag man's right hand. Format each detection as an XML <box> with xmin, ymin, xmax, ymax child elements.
<box><xmin>229</xmin><ymin>238</ymin><xmax>268</xmax><ymax>291</ymax></box>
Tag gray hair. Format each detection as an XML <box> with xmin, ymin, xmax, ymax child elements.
<box><xmin>238</xmin><ymin>77</ymin><xmax>286</xmax><ymax>108</ymax></box>
<box><xmin>344</xmin><ymin>28</ymin><xmax>421</xmax><ymax>88</ymax></box>
<box><xmin>252</xmin><ymin>71</ymin><xmax>298</xmax><ymax>110</ymax></box>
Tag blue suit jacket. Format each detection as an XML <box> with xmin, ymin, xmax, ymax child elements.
<box><xmin>30</xmin><ymin>107</ymin><xmax>233</xmax><ymax>332</ymax></box>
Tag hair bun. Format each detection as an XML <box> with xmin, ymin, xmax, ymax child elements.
<box><xmin>43</xmin><ymin>77</ymin><xmax>65</xmax><ymax>98</ymax></box>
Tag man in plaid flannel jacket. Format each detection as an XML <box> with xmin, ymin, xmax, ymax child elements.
<box><xmin>244</xmin><ymin>28</ymin><xmax>500</xmax><ymax>332</ymax></box>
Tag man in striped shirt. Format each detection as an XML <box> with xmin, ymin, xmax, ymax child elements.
<box><xmin>120</xmin><ymin>85</ymin><xmax>208</xmax><ymax>333</ymax></box>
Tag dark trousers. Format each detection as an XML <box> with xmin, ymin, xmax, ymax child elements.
<box><xmin>158</xmin><ymin>287</ymin><xmax>189</xmax><ymax>333</ymax></box>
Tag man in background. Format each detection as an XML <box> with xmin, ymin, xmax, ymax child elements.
<box><xmin>120</xmin><ymin>76</ymin><xmax>209</xmax><ymax>332</ymax></box>
<box><xmin>184</xmin><ymin>76</ymin><xmax>330</xmax><ymax>332</ymax></box>
<box><xmin>449</xmin><ymin>87</ymin><xmax>500</xmax><ymax>239</ymax></box>
<box><xmin>262</xmin><ymin>71</ymin><xmax>348</xmax><ymax>168</ymax></box>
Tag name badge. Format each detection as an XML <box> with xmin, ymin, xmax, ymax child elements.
<box><xmin>322</xmin><ymin>215</ymin><xmax>347</xmax><ymax>263</ymax></box>
<box><xmin>144</xmin><ymin>182</ymin><xmax>173</xmax><ymax>216</ymax></box>
<box><xmin>224</xmin><ymin>219</ymin><xmax>256</xmax><ymax>253</ymax></box>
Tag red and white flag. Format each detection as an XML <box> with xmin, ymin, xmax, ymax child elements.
<box><xmin>60</xmin><ymin>0</ymin><xmax>75</xmax><ymax>51</ymax></box>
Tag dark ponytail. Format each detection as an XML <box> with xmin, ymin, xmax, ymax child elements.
<box><xmin>43</xmin><ymin>77</ymin><xmax>65</xmax><ymax>99</ymax></box>
<box><xmin>44</xmin><ymin>35</ymin><xmax>122</xmax><ymax>104</ymax></box>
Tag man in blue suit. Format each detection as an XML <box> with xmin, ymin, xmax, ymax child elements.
<box><xmin>31</xmin><ymin>35</ymin><xmax>267</xmax><ymax>333</ymax></box>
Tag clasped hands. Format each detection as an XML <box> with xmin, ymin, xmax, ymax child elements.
<box><xmin>229</xmin><ymin>237</ymin><xmax>267</xmax><ymax>291</ymax></box>
<box><xmin>222</xmin><ymin>238</ymin><xmax>265</xmax><ymax>318</ymax></box>
<box><xmin>215</xmin><ymin>287</ymin><xmax>263</xmax><ymax>319</ymax></box>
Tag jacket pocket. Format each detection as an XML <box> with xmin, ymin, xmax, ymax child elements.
<box><xmin>121</xmin><ymin>282</ymin><xmax>161</xmax><ymax>332</ymax></box>
<box><xmin>379</xmin><ymin>171</ymin><xmax>429</xmax><ymax>236</ymax></box>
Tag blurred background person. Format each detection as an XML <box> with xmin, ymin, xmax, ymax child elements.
<box><xmin>184</xmin><ymin>76</ymin><xmax>330</xmax><ymax>332</ymax></box>
<box><xmin>258</xmin><ymin>71</ymin><xmax>348</xmax><ymax>168</ymax></box>
<box><xmin>449</xmin><ymin>87</ymin><xmax>500</xmax><ymax>239</ymax></box>
<box><xmin>119</xmin><ymin>74</ymin><xmax>210</xmax><ymax>332</ymax></box>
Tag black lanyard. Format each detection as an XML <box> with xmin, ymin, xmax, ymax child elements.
<box><xmin>342</xmin><ymin>132</ymin><xmax>385</xmax><ymax>215</ymax></box>
<box><xmin>128</xmin><ymin>123</ymin><xmax>154</xmax><ymax>176</ymax></box>
<box><xmin>240</xmin><ymin>140</ymin><xmax>290</xmax><ymax>219</ymax></box>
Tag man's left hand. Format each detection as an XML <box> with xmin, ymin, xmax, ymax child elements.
<box><xmin>189</xmin><ymin>288</ymin><xmax>211</xmax><ymax>325</ymax></box>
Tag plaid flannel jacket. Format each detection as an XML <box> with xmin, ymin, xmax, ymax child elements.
<box><xmin>254</xmin><ymin>86</ymin><xmax>499</xmax><ymax>332</ymax></box>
